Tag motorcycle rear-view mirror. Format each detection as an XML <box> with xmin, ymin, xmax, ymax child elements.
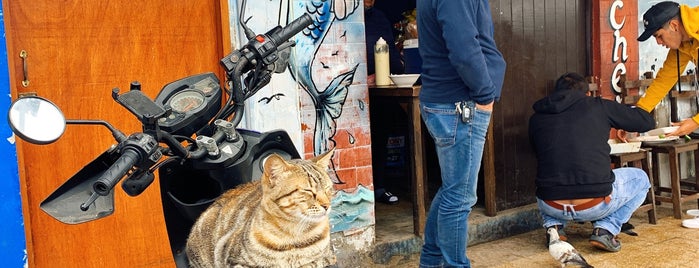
<box><xmin>8</xmin><ymin>96</ymin><xmax>66</xmax><ymax>144</ymax></box>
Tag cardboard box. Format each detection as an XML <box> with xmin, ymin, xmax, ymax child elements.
<box><xmin>608</xmin><ymin>139</ymin><xmax>642</xmax><ymax>154</ymax></box>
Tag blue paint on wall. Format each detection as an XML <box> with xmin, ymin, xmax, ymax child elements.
<box><xmin>329</xmin><ymin>185</ymin><xmax>375</xmax><ymax>232</ymax></box>
<box><xmin>0</xmin><ymin>3</ymin><xmax>29</xmax><ymax>266</ymax></box>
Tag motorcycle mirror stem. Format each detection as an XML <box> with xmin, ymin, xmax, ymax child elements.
<box><xmin>65</xmin><ymin>119</ymin><xmax>128</xmax><ymax>143</ymax></box>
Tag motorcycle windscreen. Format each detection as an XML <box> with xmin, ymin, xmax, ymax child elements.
<box><xmin>40</xmin><ymin>148</ymin><xmax>118</xmax><ymax>224</ymax></box>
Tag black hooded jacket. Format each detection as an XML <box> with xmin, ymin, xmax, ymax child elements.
<box><xmin>528</xmin><ymin>90</ymin><xmax>655</xmax><ymax>200</ymax></box>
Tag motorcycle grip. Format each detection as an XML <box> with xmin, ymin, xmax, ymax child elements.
<box><xmin>269</xmin><ymin>13</ymin><xmax>313</xmax><ymax>46</ymax></box>
<box><xmin>93</xmin><ymin>149</ymin><xmax>140</xmax><ymax>196</ymax></box>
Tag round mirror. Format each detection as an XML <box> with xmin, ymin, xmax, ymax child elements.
<box><xmin>7</xmin><ymin>96</ymin><xmax>66</xmax><ymax>144</ymax></box>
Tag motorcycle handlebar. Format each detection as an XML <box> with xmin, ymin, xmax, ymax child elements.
<box><xmin>223</xmin><ymin>13</ymin><xmax>312</xmax><ymax>126</ymax></box>
<box><xmin>93</xmin><ymin>148</ymin><xmax>140</xmax><ymax>196</ymax></box>
<box><xmin>268</xmin><ymin>13</ymin><xmax>312</xmax><ymax>47</ymax></box>
<box><xmin>87</xmin><ymin>15</ymin><xmax>313</xmax><ymax>200</ymax></box>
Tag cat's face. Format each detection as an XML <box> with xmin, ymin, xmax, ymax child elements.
<box><xmin>262</xmin><ymin>149</ymin><xmax>335</xmax><ymax>222</ymax></box>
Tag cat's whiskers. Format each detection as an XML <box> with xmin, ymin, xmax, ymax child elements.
<box><xmin>327</xmin><ymin>204</ymin><xmax>352</xmax><ymax>220</ymax></box>
<box><xmin>294</xmin><ymin>217</ymin><xmax>311</xmax><ymax>235</ymax></box>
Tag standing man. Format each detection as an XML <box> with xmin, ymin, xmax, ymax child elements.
<box><xmin>364</xmin><ymin>0</ymin><xmax>404</xmax><ymax>85</ymax></box>
<box><xmin>637</xmin><ymin>1</ymin><xmax>699</xmax><ymax>136</ymax></box>
<box><xmin>365</xmin><ymin>0</ymin><xmax>404</xmax><ymax>204</ymax></box>
<box><xmin>529</xmin><ymin>73</ymin><xmax>655</xmax><ymax>252</ymax></box>
<box><xmin>416</xmin><ymin>1</ymin><xmax>506</xmax><ymax>267</ymax></box>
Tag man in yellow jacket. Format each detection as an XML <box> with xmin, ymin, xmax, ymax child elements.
<box><xmin>637</xmin><ymin>1</ymin><xmax>699</xmax><ymax>136</ymax></box>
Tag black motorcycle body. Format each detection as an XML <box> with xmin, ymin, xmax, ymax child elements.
<box><xmin>160</xmin><ymin>127</ymin><xmax>299</xmax><ymax>265</ymax></box>
<box><xmin>7</xmin><ymin>13</ymin><xmax>313</xmax><ymax>268</ymax></box>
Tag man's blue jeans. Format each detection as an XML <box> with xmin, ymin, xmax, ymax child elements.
<box><xmin>536</xmin><ymin>167</ymin><xmax>651</xmax><ymax>235</ymax></box>
<box><xmin>419</xmin><ymin>101</ymin><xmax>491</xmax><ymax>268</ymax></box>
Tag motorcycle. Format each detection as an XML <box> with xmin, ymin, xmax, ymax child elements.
<box><xmin>7</xmin><ymin>12</ymin><xmax>313</xmax><ymax>268</ymax></box>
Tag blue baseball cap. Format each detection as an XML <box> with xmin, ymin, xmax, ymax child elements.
<box><xmin>638</xmin><ymin>1</ymin><xmax>681</xmax><ymax>42</ymax></box>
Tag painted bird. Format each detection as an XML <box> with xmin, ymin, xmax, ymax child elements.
<box><xmin>547</xmin><ymin>228</ymin><xmax>594</xmax><ymax>268</ymax></box>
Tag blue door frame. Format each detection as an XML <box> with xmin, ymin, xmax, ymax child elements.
<box><xmin>0</xmin><ymin>2</ymin><xmax>29</xmax><ymax>266</ymax></box>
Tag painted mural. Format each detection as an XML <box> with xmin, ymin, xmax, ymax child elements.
<box><xmin>228</xmin><ymin>0</ymin><xmax>374</xmax><ymax>234</ymax></box>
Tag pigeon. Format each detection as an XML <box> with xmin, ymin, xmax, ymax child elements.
<box><xmin>547</xmin><ymin>228</ymin><xmax>594</xmax><ymax>268</ymax></box>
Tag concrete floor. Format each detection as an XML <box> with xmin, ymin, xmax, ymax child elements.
<box><xmin>369</xmin><ymin>201</ymin><xmax>699</xmax><ymax>267</ymax></box>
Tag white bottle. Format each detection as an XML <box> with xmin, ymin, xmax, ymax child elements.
<box><xmin>374</xmin><ymin>37</ymin><xmax>391</xmax><ymax>86</ymax></box>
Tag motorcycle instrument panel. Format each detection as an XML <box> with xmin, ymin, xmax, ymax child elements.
<box><xmin>155</xmin><ymin>73</ymin><xmax>222</xmax><ymax>136</ymax></box>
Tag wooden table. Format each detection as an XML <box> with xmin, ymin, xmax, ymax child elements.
<box><xmin>369</xmin><ymin>85</ymin><xmax>427</xmax><ymax>236</ymax></box>
<box><xmin>641</xmin><ymin>139</ymin><xmax>699</xmax><ymax>219</ymax></box>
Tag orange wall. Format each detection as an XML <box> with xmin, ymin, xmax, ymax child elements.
<box><xmin>592</xmin><ymin>0</ymin><xmax>639</xmax><ymax>100</ymax></box>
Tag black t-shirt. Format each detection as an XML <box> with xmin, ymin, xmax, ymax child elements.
<box><xmin>364</xmin><ymin>7</ymin><xmax>404</xmax><ymax>75</ymax></box>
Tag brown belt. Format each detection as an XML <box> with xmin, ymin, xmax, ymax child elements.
<box><xmin>544</xmin><ymin>195</ymin><xmax>611</xmax><ymax>212</ymax></box>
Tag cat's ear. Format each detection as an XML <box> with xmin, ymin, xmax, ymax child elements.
<box><xmin>263</xmin><ymin>154</ymin><xmax>288</xmax><ymax>187</ymax></box>
<box><xmin>313</xmin><ymin>148</ymin><xmax>335</xmax><ymax>169</ymax></box>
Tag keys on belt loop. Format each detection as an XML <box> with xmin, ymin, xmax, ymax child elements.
<box><xmin>455</xmin><ymin>101</ymin><xmax>471</xmax><ymax>123</ymax></box>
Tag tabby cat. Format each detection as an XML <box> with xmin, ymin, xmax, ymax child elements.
<box><xmin>185</xmin><ymin>149</ymin><xmax>336</xmax><ymax>268</ymax></box>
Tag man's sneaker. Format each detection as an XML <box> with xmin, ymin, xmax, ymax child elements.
<box><xmin>545</xmin><ymin>225</ymin><xmax>567</xmax><ymax>248</ymax></box>
<box><xmin>589</xmin><ymin>227</ymin><xmax>621</xmax><ymax>252</ymax></box>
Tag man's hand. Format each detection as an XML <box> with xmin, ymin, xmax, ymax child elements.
<box><xmin>616</xmin><ymin>129</ymin><xmax>629</xmax><ymax>143</ymax></box>
<box><xmin>668</xmin><ymin>118</ymin><xmax>699</xmax><ymax>136</ymax></box>
<box><xmin>476</xmin><ymin>101</ymin><xmax>494</xmax><ymax>112</ymax></box>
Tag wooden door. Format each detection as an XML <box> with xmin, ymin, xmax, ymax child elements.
<box><xmin>3</xmin><ymin>1</ymin><xmax>229</xmax><ymax>267</ymax></box>
<box><xmin>487</xmin><ymin>0</ymin><xmax>590</xmax><ymax>210</ymax></box>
